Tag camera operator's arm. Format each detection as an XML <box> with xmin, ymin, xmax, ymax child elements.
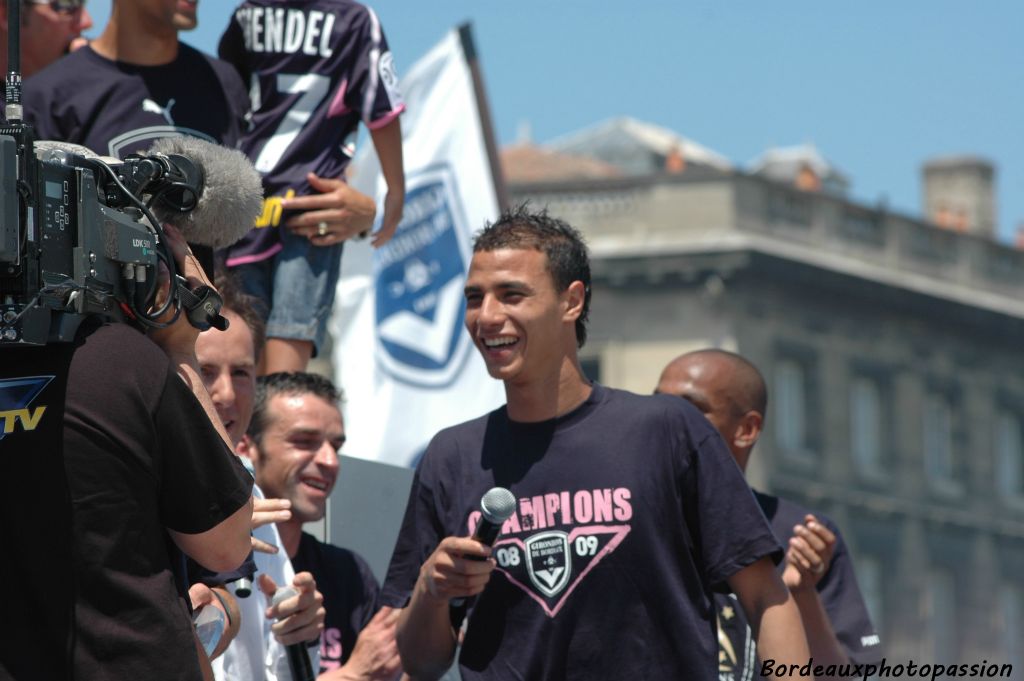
<box><xmin>153</xmin><ymin>224</ymin><xmax>253</xmax><ymax>572</ymax></box>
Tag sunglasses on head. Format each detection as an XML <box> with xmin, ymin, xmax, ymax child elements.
<box><xmin>30</xmin><ymin>0</ymin><xmax>86</xmax><ymax>15</ymax></box>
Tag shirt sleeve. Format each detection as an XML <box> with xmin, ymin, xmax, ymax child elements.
<box><xmin>379</xmin><ymin>440</ymin><xmax>447</xmax><ymax>608</ymax></box>
<box><xmin>677</xmin><ymin>408</ymin><xmax>783</xmax><ymax>588</ymax></box>
<box><xmin>341</xmin><ymin>6</ymin><xmax>405</xmax><ymax>129</ymax></box>
<box><xmin>817</xmin><ymin>524</ymin><xmax>883</xmax><ymax>665</ymax></box>
<box><xmin>155</xmin><ymin>367</ymin><xmax>253</xmax><ymax>534</ymax></box>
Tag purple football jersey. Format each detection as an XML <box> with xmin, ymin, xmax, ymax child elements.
<box><xmin>219</xmin><ymin>0</ymin><xmax>405</xmax><ymax>265</ymax></box>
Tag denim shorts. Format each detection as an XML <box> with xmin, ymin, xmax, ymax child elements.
<box><xmin>231</xmin><ymin>228</ymin><xmax>343</xmax><ymax>357</ymax></box>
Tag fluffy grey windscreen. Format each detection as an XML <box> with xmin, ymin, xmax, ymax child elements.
<box><xmin>149</xmin><ymin>136</ymin><xmax>263</xmax><ymax>249</ymax></box>
<box><xmin>480</xmin><ymin>487</ymin><xmax>517</xmax><ymax>524</ymax></box>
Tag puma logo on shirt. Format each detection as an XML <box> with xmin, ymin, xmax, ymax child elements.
<box><xmin>142</xmin><ymin>98</ymin><xmax>176</xmax><ymax>125</ymax></box>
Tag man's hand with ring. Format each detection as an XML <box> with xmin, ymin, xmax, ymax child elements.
<box><xmin>284</xmin><ymin>172</ymin><xmax>376</xmax><ymax>246</ymax></box>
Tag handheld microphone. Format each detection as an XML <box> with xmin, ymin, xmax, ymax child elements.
<box><xmin>271</xmin><ymin>586</ymin><xmax>317</xmax><ymax>681</ymax></box>
<box><xmin>452</xmin><ymin>487</ymin><xmax>515</xmax><ymax>607</ymax></box>
<box><xmin>469</xmin><ymin>487</ymin><xmax>516</xmax><ymax>557</ymax></box>
<box><xmin>148</xmin><ymin>136</ymin><xmax>263</xmax><ymax>249</ymax></box>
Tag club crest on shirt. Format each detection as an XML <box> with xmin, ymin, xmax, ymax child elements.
<box><xmin>0</xmin><ymin>375</ymin><xmax>54</xmax><ymax>440</ymax></box>
<box><xmin>525</xmin><ymin>531</ymin><xmax>571</xmax><ymax>598</ymax></box>
<box><xmin>373</xmin><ymin>164</ymin><xmax>473</xmax><ymax>388</ymax></box>
<box><xmin>469</xmin><ymin>487</ymin><xmax>634</xmax><ymax>618</ymax></box>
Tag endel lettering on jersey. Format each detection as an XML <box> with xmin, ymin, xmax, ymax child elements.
<box><xmin>234</xmin><ymin>7</ymin><xmax>336</xmax><ymax>58</ymax></box>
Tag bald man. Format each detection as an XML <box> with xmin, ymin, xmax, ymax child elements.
<box><xmin>657</xmin><ymin>349</ymin><xmax>881</xmax><ymax>679</ymax></box>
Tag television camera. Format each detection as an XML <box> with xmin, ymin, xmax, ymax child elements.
<box><xmin>0</xmin><ymin>1</ymin><xmax>260</xmax><ymax>347</ymax></box>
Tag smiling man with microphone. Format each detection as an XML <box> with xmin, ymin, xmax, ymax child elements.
<box><xmin>381</xmin><ymin>206</ymin><xmax>813</xmax><ymax>681</ymax></box>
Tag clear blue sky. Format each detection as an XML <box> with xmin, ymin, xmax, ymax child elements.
<box><xmin>84</xmin><ymin>1</ymin><xmax>1023</xmax><ymax>243</ymax></box>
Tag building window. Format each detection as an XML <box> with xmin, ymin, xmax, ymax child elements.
<box><xmin>841</xmin><ymin>208</ymin><xmax>884</xmax><ymax>246</ymax></box>
<box><xmin>995</xmin><ymin>410</ymin><xmax>1024</xmax><ymax>502</ymax></box>
<box><xmin>851</xmin><ymin>377</ymin><xmax>883</xmax><ymax>478</ymax></box>
<box><xmin>775</xmin><ymin>359</ymin><xmax>808</xmax><ymax>457</ymax></box>
<box><xmin>856</xmin><ymin>556</ymin><xmax>884</xmax><ymax>638</ymax></box>
<box><xmin>769</xmin><ymin>190</ymin><xmax>812</xmax><ymax>227</ymax></box>
<box><xmin>923</xmin><ymin>393</ymin><xmax>959</xmax><ymax>493</ymax></box>
<box><xmin>1001</xmin><ymin>584</ymin><xmax>1023</xmax><ymax>670</ymax></box>
<box><xmin>925</xmin><ymin>569</ymin><xmax>957</xmax><ymax>665</ymax></box>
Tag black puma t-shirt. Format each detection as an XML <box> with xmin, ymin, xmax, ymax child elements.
<box><xmin>24</xmin><ymin>43</ymin><xmax>250</xmax><ymax>158</ymax></box>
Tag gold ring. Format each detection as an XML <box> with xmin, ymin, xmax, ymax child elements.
<box><xmin>317</xmin><ymin>221</ymin><xmax>329</xmax><ymax>236</ymax></box>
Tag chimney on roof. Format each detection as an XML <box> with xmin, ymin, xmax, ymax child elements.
<box><xmin>922</xmin><ymin>156</ymin><xmax>996</xmax><ymax>238</ymax></box>
<box><xmin>664</xmin><ymin>145</ymin><xmax>686</xmax><ymax>174</ymax></box>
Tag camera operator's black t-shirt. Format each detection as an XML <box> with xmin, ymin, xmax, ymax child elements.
<box><xmin>0</xmin><ymin>323</ymin><xmax>253</xmax><ymax>681</ymax></box>
<box><xmin>381</xmin><ymin>384</ymin><xmax>782</xmax><ymax>681</ymax></box>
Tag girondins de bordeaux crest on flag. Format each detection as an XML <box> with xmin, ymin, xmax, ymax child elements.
<box><xmin>332</xmin><ymin>27</ymin><xmax>506</xmax><ymax>467</ymax></box>
<box><xmin>373</xmin><ymin>164</ymin><xmax>474</xmax><ymax>388</ymax></box>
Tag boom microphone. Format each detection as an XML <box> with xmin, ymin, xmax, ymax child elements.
<box><xmin>271</xmin><ymin>586</ymin><xmax>316</xmax><ymax>681</ymax></box>
<box><xmin>148</xmin><ymin>136</ymin><xmax>263</xmax><ymax>249</ymax></box>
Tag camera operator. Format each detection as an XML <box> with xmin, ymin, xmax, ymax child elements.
<box><xmin>0</xmin><ymin>224</ymin><xmax>255</xmax><ymax>681</ymax></box>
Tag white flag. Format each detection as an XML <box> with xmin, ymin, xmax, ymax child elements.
<box><xmin>331</xmin><ymin>29</ymin><xmax>506</xmax><ymax>467</ymax></box>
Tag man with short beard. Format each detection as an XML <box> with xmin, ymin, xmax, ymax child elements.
<box><xmin>241</xmin><ymin>373</ymin><xmax>403</xmax><ymax>680</ymax></box>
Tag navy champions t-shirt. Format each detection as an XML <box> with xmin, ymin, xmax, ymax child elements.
<box><xmin>382</xmin><ymin>384</ymin><xmax>783</xmax><ymax>681</ymax></box>
<box><xmin>218</xmin><ymin>0</ymin><xmax>405</xmax><ymax>266</ymax></box>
